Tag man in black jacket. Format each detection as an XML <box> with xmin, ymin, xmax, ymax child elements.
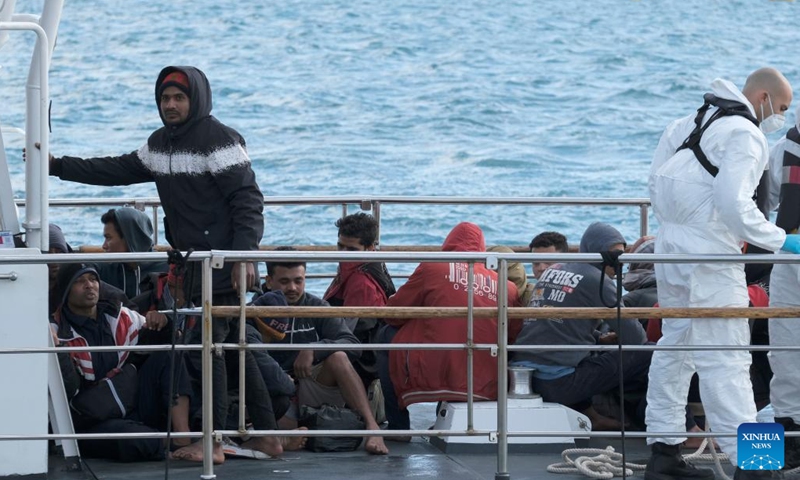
<box><xmin>47</xmin><ymin>66</ymin><xmax>279</xmax><ymax>462</ymax></box>
<box><xmin>262</xmin><ymin>256</ymin><xmax>389</xmax><ymax>455</ymax></box>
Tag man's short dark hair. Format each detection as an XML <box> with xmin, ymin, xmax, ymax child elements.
<box><xmin>335</xmin><ymin>212</ymin><xmax>379</xmax><ymax>248</ymax></box>
<box><xmin>100</xmin><ymin>209</ymin><xmax>123</xmax><ymax>238</ymax></box>
<box><xmin>529</xmin><ymin>231</ymin><xmax>568</xmax><ymax>252</ymax></box>
<box><xmin>266</xmin><ymin>246</ymin><xmax>307</xmax><ymax>277</ymax></box>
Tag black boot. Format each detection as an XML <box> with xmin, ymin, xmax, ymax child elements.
<box><xmin>775</xmin><ymin>417</ymin><xmax>800</xmax><ymax>469</ymax></box>
<box><xmin>644</xmin><ymin>442</ymin><xmax>715</xmax><ymax>480</ymax></box>
<box><xmin>733</xmin><ymin>467</ymin><xmax>785</xmax><ymax>479</ymax></box>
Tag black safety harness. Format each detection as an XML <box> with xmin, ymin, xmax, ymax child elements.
<box><xmin>676</xmin><ymin>92</ymin><xmax>760</xmax><ymax>177</ymax></box>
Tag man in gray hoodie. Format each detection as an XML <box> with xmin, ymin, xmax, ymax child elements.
<box><xmin>511</xmin><ymin>222</ymin><xmax>651</xmax><ymax>430</ymax></box>
<box><xmin>97</xmin><ymin>208</ymin><xmax>168</xmax><ymax>299</ymax></box>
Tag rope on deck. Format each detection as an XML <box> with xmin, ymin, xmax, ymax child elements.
<box><xmin>546</xmin><ymin>446</ymin><xmax>645</xmax><ymax>479</ymax></box>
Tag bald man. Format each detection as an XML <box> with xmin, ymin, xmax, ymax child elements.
<box><xmin>645</xmin><ymin>68</ymin><xmax>797</xmax><ymax>480</ymax></box>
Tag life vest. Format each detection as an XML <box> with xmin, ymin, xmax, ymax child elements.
<box><xmin>775</xmin><ymin>126</ymin><xmax>800</xmax><ymax>234</ymax></box>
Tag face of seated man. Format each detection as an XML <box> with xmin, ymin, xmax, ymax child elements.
<box><xmin>267</xmin><ymin>265</ymin><xmax>306</xmax><ymax>305</ymax></box>
<box><xmin>337</xmin><ymin>234</ymin><xmax>374</xmax><ymax>252</ymax></box>
<box><xmin>69</xmin><ymin>272</ymin><xmax>100</xmax><ymax>314</ymax></box>
<box><xmin>531</xmin><ymin>245</ymin><xmax>558</xmax><ymax>279</ymax></box>
<box><xmin>102</xmin><ymin>222</ymin><xmax>128</xmax><ymax>253</ymax></box>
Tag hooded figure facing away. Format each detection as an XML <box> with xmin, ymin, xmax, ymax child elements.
<box><xmin>376</xmin><ymin>222</ymin><xmax>520</xmax><ymax>433</ymax></box>
<box><xmin>511</xmin><ymin>222</ymin><xmax>650</xmax><ymax>431</ymax></box>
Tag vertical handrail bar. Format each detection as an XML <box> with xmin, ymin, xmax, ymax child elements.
<box><xmin>639</xmin><ymin>204</ymin><xmax>649</xmax><ymax>237</ymax></box>
<box><xmin>152</xmin><ymin>206</ymin><xmax>159</xmax><ymax>246</ymax></box>
<box><xmin>495</xmin><ymin>259</ymin><xmax>510</xmax><ymax>480</ymax></box>
<box><xmin>466</xmin><ymin>261</ymin><xmax>474</xmax><ymax>432</ymax></box>
<box><xmin>373</xmin><ymin>201</ymin><xmax>382</xmax><ymax>248</ymax></box>
<box><xmin>237</xmin><ymin>262</ymin><xmax>246</xmax><ymax>434</ymax></box>
<box><xmin>201</xmin><ymin>258</ymin><xmax>215</xmax><ymax>479</ymax></box>
<box><xmin>0</xmin><ymin>22</ymin><xmax>50</xmax><ymax>250</ymax></box>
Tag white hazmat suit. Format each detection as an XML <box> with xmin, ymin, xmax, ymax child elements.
<box><xmin>768</xmin><ymin>110</ymin><xmax>800</xmax><ymax>426</ymax></box>
<box><xmin>646</xmin><ymin>78</ymin><xmax>786</xmax><ymax>463</ymax></box>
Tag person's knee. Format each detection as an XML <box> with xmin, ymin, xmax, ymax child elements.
<box><xmin>324</xmin><ymin>351</ymin><xmax>351</xmax><ymax>371</ymax></box>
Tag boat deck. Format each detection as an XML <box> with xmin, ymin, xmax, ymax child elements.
<box><xmin>50</xmin><ymin>436</ymin><xmax>741</xmax><ymax>480</ymax></box>
<box><xmin>47</xmin><ymin>402</ymin><xmax>739</xmax><ymax>480</ymax></box>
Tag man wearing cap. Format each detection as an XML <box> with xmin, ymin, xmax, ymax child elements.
<box><xmin>45</xmin><ymin>66</ymin><xmax>278</xmax><ymax>462</ymax></box>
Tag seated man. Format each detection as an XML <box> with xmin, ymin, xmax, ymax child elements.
<box><xmin>378</xmin><ymin>222</ymin><xmax>520</xmax><ymax>436</ymax></box>
<box><xmin>52</xmin><ymin>263</ymin><xmax>196</xmax><ymax>462</ymax></box>
<box><xmin>529</xmin><ymin>231</ymin><xmax>569</xmax><ymax>279</ymax></box>
<box><xmin>259</xmin><ymin>254</ymin><xmax>389</xmax><ymax>455</ymax></box>
<box><xmin>97</xmin><ymin>208</ymin><xmax>168</xmax><ymax>299</ymax></box>
<box><xmin>323</xmin><ymin>213</ymin><xmax>396</xmax><ymax>385</ymax></box>
<box><xmin>512</xmin><ymin>222</ymin><xmax>651</xmax><ymax>430</ymax></box>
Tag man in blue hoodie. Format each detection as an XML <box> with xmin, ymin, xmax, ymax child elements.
<box><xmin>97</xmin><ymin>208</ymin><xmax>167</xmax><ymax>299</ymax></box>
<box><xmin>511</xmin><ymin>222</ymin><xmax>651</xmax><ymax>430</ymax></box>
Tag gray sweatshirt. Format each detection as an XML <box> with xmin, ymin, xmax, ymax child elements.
<box><xmin>513</xmin><ymin>222</ymin><xmax>646</xmax><ymax>368</ymax></box>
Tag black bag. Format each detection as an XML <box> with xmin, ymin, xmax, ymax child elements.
<box><xmin>298</xmin><ymin>404</ymin><xmax>365</xmax><ymax>452</ymax></box>
<box><xmin>70</xmin><ymin>363</ymin><xmax>139</xmax><ymax>425</ymax></box>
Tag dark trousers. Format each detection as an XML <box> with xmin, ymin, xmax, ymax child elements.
<box><xmin>187</xmin><ymin>292</ymin><xmax>278</xmax><ymax>432</ymax></box>
<box><xmin>375</xmin><ymin>324</ymin><xmax>410</xmax><ymax>430</ymax></box>
<box><xmin>533</xmin><ymin>349</ymin><xmax>652</xmax><ymax>422</ymax></box>
<box><xmin>77</xmin><ymin>351</ymin><xmax>192</xmax><ymax>462</ymax></box>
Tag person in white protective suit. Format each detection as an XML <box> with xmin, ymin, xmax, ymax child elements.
<box><xmin>768</xmin><ymin>105</ymin><xmax>800</xmax><ymax>470</ymax></box>
<box><xmin>646</xmin><ymin>67</ymin><xmax>799</xmax><ymax>480</ymax></box>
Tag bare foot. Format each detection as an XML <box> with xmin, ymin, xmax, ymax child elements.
<box><xmin>172</xmin><ymin>441</ymin><xmax>225</xmax><ymax>464</ymax></box>
<box><xmin>365</xmin><ymin>436</ymin><xmax>389</xmax><ymax>455</ymax></box>
<box><xmin>240</xmin><ymin>436</ymin><xmax>284</xmax><ymax>458</ymax></box>
<box><xmin>280</xmin><ymin>427</ymin><xmax>308</xmax><ymax>451</ymax></box>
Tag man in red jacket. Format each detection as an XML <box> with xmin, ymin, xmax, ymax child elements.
<box><xmin>323</xmin><ymin>213</ymin><xmax>396</xmax><ymax>387</ymax></box>
<box><xmin>376</xmin><ymin>222</ymin><xmax>520</xmax><ymax>436</ymax></box>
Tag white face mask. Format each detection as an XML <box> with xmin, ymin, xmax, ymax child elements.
<box><xmin>760</xmin><ymin>93</ymin><xmax>785</xmax><ymax>134</ymax></box>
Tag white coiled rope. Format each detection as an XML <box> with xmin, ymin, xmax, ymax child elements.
<box><xmin>546</xmin><ymin>446</ymin><xmax>646</xmax><ymax>479</ymax></box>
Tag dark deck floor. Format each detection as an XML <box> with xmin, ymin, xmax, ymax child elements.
<box><xmin>46</xmin><ymin>403</ymin><xmax>741</xmax><ymax>480</ymax></box>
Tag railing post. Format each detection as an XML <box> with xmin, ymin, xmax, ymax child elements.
<box><xmin>467</xmin><ymin>262</ymin><xmax>474</xmax><ymax>432</ymax></box>
<box><xmin>152</xmin><ymin>205</ymin><xmax>159</xmax><ymax>246</ymax></box>
<box><xmin>373</xmin><ymin>201</ymin><xmax>382</xmax><ymax>248</ymax></box>
<box><xmin>640</xmin><ymin>203</ymin><xmax>649</xmax><ymax>237</ymax></box>
<box><xmin>495</xmin><ymin>259</ymin><xmax>510</xmax><ymax>480</ymax></box>
<box><xmin>237</xmin><ymin>262</ymin><xmax>247</xmax><ymax>434</ymax></box>
<box><xmin>201</xmin><ymin>257</ymin><xmax>215</xmax><ymax>479</ymax></box>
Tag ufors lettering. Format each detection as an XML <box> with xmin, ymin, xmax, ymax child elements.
<box><xmin>539</xmin><ymin>269</ymin><xmax>583</xmax><ymax>288</ymax></box>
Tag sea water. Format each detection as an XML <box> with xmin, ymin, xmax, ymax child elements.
<box><xmin>1</xmin><ymin>0</ymin><xmax>799</xmax><ymax>281</ymax></box>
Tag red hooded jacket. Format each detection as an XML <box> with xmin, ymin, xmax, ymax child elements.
<box><xmin>386</xmin><ymin>222</ymin><xmax>520</xmax><ymax>408</ymax></box>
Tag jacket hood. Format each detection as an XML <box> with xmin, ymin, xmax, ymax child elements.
<box><xmin>487</xmin><ymin>245</ymin><xmax>526</xmax><ymax>290</ymax></box>
<box><xmin>579</xmin><ymin>222</ymin><xmax>627</xmax><ymax>254</ymax></box>
<box><xmin>711</xmin><ymin>78</ymin><xmax>756</xmax><ymax>118</ymax></box>
<box><xmin>55</xmin><ymin>263</ymin><xmax>99</xmax><ymax>313</ymax></box>
<box><xmin>155</xmin><ymin>66</ymin><xmax>213</xmax><ymax>136</ymax></box>
<box><xmin>49</xmin><ymin>223</ymin><xmax>71</xmax><ymax>253</ymax></box>
<box><xmin>442</xmin><ymin>222</ymin><xmax>485</xmax><ymax>252</ymax></box>
<box><xmin>114</xmin><ymin>207</ymin><xmax>155</xmax><ymax>253</ymax></box>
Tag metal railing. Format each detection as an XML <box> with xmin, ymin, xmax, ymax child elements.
<box><xmin>1</xmin><ymin>249</ymin><xmax>799</xmax><ymax>480</ymax></box>
<box><xmin>14</xmin><ymin>195</ymin><xmax>653</xmax><ymax>246</ymax></box>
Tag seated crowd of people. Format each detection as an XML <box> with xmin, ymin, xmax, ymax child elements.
<box><xmin>44</xmin><ymin>209</ymin><xmax>781</xmax><ymax>465</ymax></box>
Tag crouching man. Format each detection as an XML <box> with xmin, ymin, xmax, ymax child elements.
<box><xmin>52</xmin><ymin>263</ymin><xmax>197</xmax><ymax>462</ymax></box>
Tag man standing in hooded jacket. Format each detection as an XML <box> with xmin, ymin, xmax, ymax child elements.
<box><xmin>646</xmin><ymin>67</ymin><xmax>799</xmax><ymax>480</ymax></box>
<box><xmin>46</xmin><ymin>66</ymin><xmax>279</xmax><ymax>462</ymax></box>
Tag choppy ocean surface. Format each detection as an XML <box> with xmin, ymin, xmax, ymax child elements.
<box><xmin>2</xmin><ymin>0</ymin><xmax>799</xmax><ymax>277</ymax></box>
